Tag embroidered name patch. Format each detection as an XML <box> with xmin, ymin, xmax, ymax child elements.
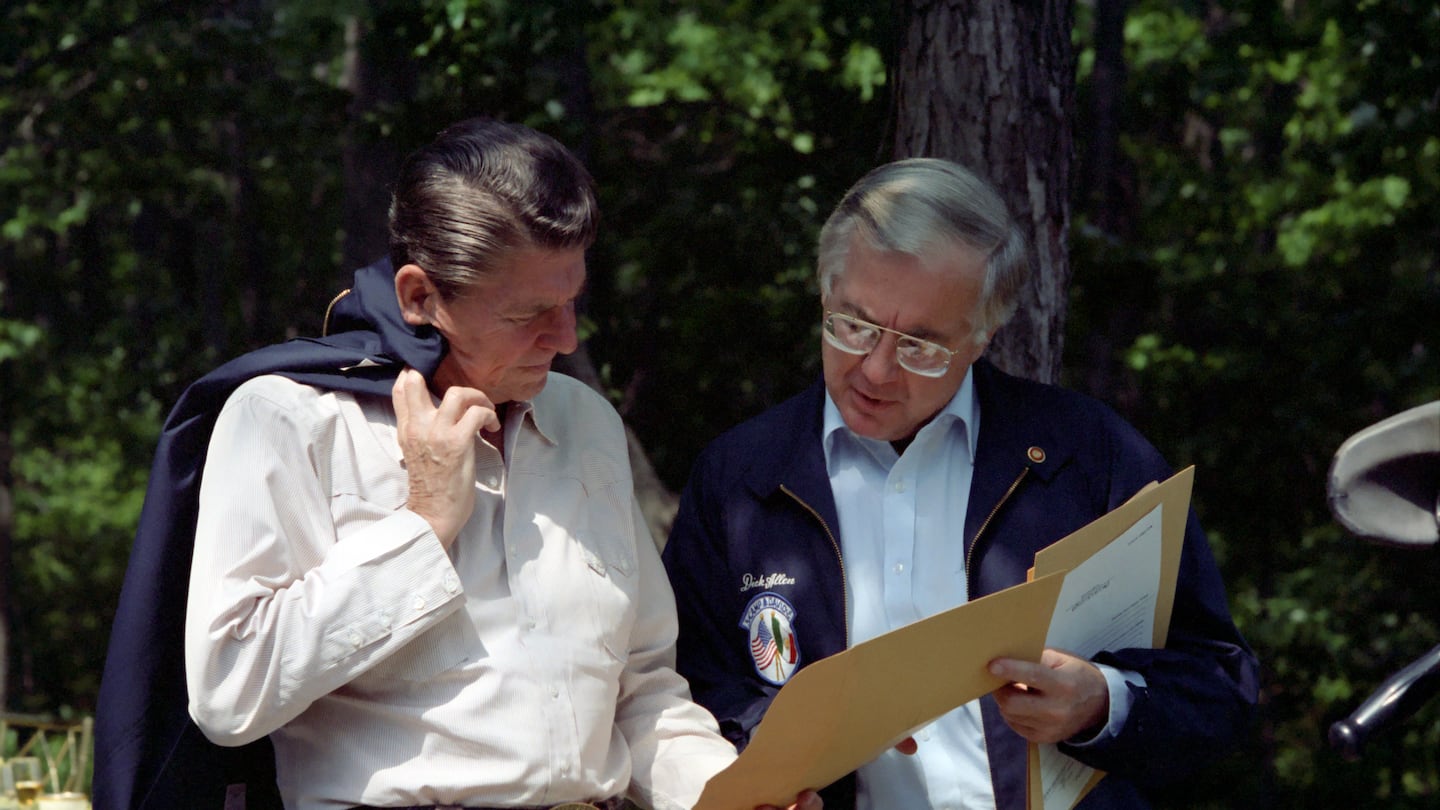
<box><xmin>740</xmin><ymin>571</ymin><xmax>797</xmax><ymax>592</ymax></box>
<box><xmin>741</xmin><ymin>592</ymin><xmax>801</xmax><ymax>685</ymax></box>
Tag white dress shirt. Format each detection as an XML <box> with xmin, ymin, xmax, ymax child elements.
<box><xmin>186</xmin><ymin>372</ymin><xmax>735</xmax><ymax>810</ymax></box>
<box><xmin>825</xmin><ymin>371</ymin><xmax>995</xmax><ymax>810</ymax></box>
<box><xmin>823</xmin><ymin>370</ymin><xmax>1140</xmax><ymax>810</ymax></box>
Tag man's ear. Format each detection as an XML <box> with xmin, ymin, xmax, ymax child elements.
<box><xmin>394</xmin><ymin>263</ymin><xmax>439</xmax><ymax>327</ymax></box>
<box><xmin>976</xmin><ymin>328</ymin><xmax>998</xmax><ymax>354</ymax></box>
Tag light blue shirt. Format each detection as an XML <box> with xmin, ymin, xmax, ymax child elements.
<box><xmin>822</xmin><ymin>370</ymin><xmax>1141</xmax><ymax>810</ymax></box>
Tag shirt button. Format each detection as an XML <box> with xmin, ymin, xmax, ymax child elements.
<box><xmin>526</xmin><ymin>620</ymin><xmax>537</xmax><ymax>631</ymax></box>
<box><xmin>379</xmin><ymin>610</ymin><xmax>393</xmax><ymax>628</ymax></box>
<box><xmin>485</xmin><ymin>475</ymin><xmax>499</xmax><ymax>488</ymax></box>
<box><xmin>349</xmin><ymin>631</ymin><xmax>362</xmax><ymax>649</ymax></box>
<box><xmin>893</xmin><ymin>562</ymin><xmax>905</xmax><ymax>574</ymax></box>
<box><xmin>442</xmin><ymin>574</ymin><xmax>460</xmax><ymax>593</ymax></box>
<box><xmin>413</xmin><ymin>596</ymin><xmax>427</xmax><ymax>611</ymax></box>
<box><xmin>894</xmin><ymin>480</ymin><xmax>907</xmax><ymax>493</ymax></box>
<box><xmin>550</xmin><ymin>686</ymin><xmax>560</xmax><ymax>699</ymax></box>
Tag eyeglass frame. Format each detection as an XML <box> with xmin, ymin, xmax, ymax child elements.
<box><xmin>821</xmin><ymin>309</ymin><xmax>969</xmax><ymax>378</ymax></box>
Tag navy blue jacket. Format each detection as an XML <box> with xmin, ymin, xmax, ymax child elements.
<box><xmin>93</xmin><ymin>258</ymin><xmax>445</xmax><ymax>810</ymax></box>
<box><xmin>662</xmin><ymin>362</ymin><xmax>1259</xmax><ymax>810</ymax></box>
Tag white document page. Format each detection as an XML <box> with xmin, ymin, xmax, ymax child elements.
<box><xmin>1037</xmin><ymin>502</ymin><xmax>1165</xmax><ymax>810</ymax></box>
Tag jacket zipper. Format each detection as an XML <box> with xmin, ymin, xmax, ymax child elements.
<box><xmin>966</xmin><ymin>464</ymin><xmax>1031</xmax><ymax>785</ymax></box>
<box><xmin>779</xmin><ymin>483</ymin><xmax>850</xmax><ymax>650</ymax></box>
<box><xmin>965</xmin><ymin>466</ymin><xmax>1031</xmax><ymax>599</ymax></box>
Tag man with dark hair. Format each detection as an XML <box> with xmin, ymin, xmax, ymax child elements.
<box><xmin>663</xmin><ymin>158</ymin><xmax>1259</xmax><ymax>809</ymax></box>
<box><xmin>96</xmin><ymin>118</ymin><xmax>820</xmax><ymax>810</ymax></box>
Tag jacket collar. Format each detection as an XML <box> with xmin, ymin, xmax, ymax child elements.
<box><xmin>742</xmin><ymin>379</ymin><xmax>837</xmax><ymax>520</ymax></box>
<box><xmin>738</xmin><ymin>359</ymin><xmax>1077</xmax><ymax>540</ymax></box>
<box><xmin>970</xmin><ymin>357</ymin><xmax>1072</xmax><ymax>483</ymax></box>
<box><xmin>963</xmin><ymin>358</ymin><xmax>1074</xmax><ymax>545</ymax></box>
<box><xmin>314</xmin><ymin>255</ymin><xmax>447</xmax><ymax>379</ymax></box>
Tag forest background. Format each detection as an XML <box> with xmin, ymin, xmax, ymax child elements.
<box><xmin>2</xmin><ymin>0</ymin><xmax>1438</xmax><ymax>807</ymax></box>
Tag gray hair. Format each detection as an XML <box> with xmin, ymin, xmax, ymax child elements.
<box><xmin>816</xmin><ymin>158</ymin><xmax>1029</xmax><ymax>345</ymax></box>
<box><xmin>388</xmin><ymin>117</ymin><xmax>599</xmax><ymax>299</ymax></box>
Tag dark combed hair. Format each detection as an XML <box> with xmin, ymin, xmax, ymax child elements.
<box><xmin>388</xmin><ymin>117</ymin><xmax>600</xmax><ymax>298</ymax></box>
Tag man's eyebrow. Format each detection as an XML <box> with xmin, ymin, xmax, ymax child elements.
<box><xmin>834</xmin><ymin>301</ymin><xmax>875</xmax><ymax>323</ymax></box>
<box><xmin>900</xmin><ymin>323</ymin><xmax>945</xmax><ymax>342</ymax></box>
<box><xmin>510</xmin><ymin>279</ymin><xmax>588</xmax><ymax>317</ymax></box>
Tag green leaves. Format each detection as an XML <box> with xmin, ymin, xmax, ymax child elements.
<box><xmin>593</xmin><ymin>0</ymin><xmax>879</xmax><ymax>152</ymax></box>
<box><xmin>1275</xmin><ymin>173</ymin><xmax>1411</xmax><ymax>266</ymax></box>
<box><xmin>1074</xmin><ymin>1</ymin><xmax>1440</xmax><ymax>804</ymax></box>
<box><xmin>0</xmin><ymin>318</ymin><xmax>42</xmax><ymax>364</ymax></box>
<box><xmin>840</xmin><ymin>40</ymin><xmax>885</xmax><ymax>103</ymax></box>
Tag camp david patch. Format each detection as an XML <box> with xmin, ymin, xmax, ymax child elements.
<box><xmin>741</xmin><ymin>592</ymin><xmax>800</xmax><ymax>685</ymax></box>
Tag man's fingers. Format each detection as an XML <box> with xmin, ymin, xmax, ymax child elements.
<box><xmin>456</xmin><ymin>404</ymin><xmax>494</xmax><ymax>436</ymax></box>
<box><xmin>1038</xmin><ymin>648</ymin><xmax>1072</xmax><ymax>670</ymax></box>
<box><xmin>402</xmin><ymin>367</ymin><xmax>434</xmax><ymax>414</ymax></box>
<box><xmin>990</xmin><ymin>649</ymin><xmax>1075</xmax><ymax>690</ymax></box>
<box><xmin>990</xmin><ymin>650</ymin><xmax>1109</xmax><ymax>744</ymax></box>
<box><xmin>393</xmin><ymin>368</ymin><xmax>501</xmax><ymax>435</ymax></box>
<box><xmin>755</xmin><ymin>788</ymin><xmax>822</xmax><ymax>810</ymax></box>
<box><xmin>438</xmin><ymin>385</ymin><xmax>501</xmax><ymax>433</ymax></box>
<box><xmin>797</xmin><ymin>789</ymin><xmax>824</xmax><ymax>809</ymax></box>
<box><xmin>389</xmin><ymin>368</ymin><xmax>492</xmax><ymax>546</ymax></box>
<box><xmin>989</xmin><ymin>657</ymin><xmax>1044</xmax><ymax>689</ymax></box>
<box><xmin>788</xmin><ymin>789</ymin><xmax>823</xmax><ymax>810</ymax></box>
<box><xmin>391</xmin><ymin>368</ymin><xmax>421</xmax><ymax>426</ymax></box>
<box><xmin>993</xmin><ymin>680</ymin><xmax>1039</xmax><ymax>712</ymax></box>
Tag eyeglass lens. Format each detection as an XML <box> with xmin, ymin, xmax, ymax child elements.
<box><xmin>824</xmin><ymin>312</ymin><xmax>950</xmax><ymax>377</ymax></box>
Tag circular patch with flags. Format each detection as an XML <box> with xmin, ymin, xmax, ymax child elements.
<box><xmin>741</xmin><ymin>592</ymin><xmax>801</xmax><ymax>685</ymax></box>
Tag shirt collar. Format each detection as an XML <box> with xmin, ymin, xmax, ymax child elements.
<box><xmin>822</xmin><ymin>366</ymin><xmax>980</xmax><ymax>470</ymax></box>
<box><xmin>510</xmin><ymin>379</ymin><xmax>557</xmax><ymax>446</ymax></box>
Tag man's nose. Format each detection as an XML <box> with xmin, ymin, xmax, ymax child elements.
<box><xmin>858</xmin><ymin>333</ymin><xmax>902</xmax><ymax>382</ymax></box>
<box><xmin>539</xmin><ymin>301</ymin><xmax>580</xmax><ymax>354</ymax></box>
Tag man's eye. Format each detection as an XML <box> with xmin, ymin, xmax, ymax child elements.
<box><xmin>901</xmin><ymin>340</ymin><xmax>941</xmax><ymax>359</ymax></box>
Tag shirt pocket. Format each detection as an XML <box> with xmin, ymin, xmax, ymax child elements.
<box><xmin>570</xmin><ymin>476</ymin><xmax>640</xmax><ymax>663</ymax></box>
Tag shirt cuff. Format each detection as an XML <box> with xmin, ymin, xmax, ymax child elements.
<box><xmin>1068</xmin><ymin>663</ymin><xmax>1146</xmax><ymax>747</ymax></box>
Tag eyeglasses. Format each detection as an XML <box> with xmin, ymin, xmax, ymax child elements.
<box><xmin>822</xmin><ymin>310</ymin><xmax>961</xmax><ymax>378</ymax></box>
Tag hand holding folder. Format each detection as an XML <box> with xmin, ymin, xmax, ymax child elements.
<box><xmin>692</xmin><ymin>468</ymin><xmax>1194</xmax><ymax>810</ymax></box>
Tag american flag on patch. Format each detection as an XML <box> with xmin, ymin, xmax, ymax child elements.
<box><xmin>751</xmin><ymin>616</ymin><xmax>779</xmax><ymax>669</ymax></box>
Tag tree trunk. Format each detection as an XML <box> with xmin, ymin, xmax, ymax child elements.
<box><xmin>339</xmin><ymin>10</ymin><xmax>414</xmax><ymax>279</ymax></box>
<box><xmin>891</xmin><ymin>0</ymin><xmax>1076</xmax><ymax>384</ymax></box>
